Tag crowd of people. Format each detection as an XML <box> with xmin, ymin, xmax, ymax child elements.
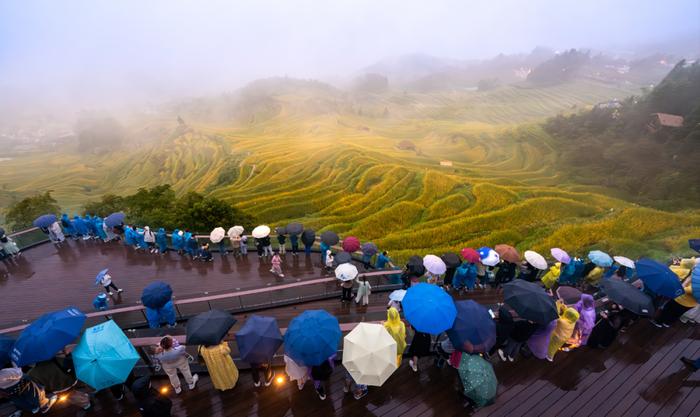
<box><xmin>1</xmin><ymin>215</ymin><xmax>699</xmax><ymax>416</ymax></box>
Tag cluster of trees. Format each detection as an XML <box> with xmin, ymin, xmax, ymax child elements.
<box><xmin>3</xmin><ymin>185</ymin><xmax>255</xmax><ymax>233</ymax></box>
<box><xmin>544</xmin><ymin>60</ymin><xmax>700</xmax><ymax>206</ymax></box>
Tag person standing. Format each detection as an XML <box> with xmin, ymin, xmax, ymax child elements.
<box><xmin>383</xmin><ymin>307</ymin><xmax>406</xmax><ymax>365</ymax></box>
<box><xmin>270</xmin><ymin>251</ymin><xmax>284</xmax><ymax>277</ymax></box>
<box><xmin>250</xmin><ymin>361</ymin><xmax>274</xmax><ymax>388</ymax></box>
<box><xmin>408</xmin><ymin>325</ymin><xmax>431</xmax><ymax>372</ymax></box>
<box><xmin>573</xmin><ymin>294</ymin><xmax>596</xmax><ymax>346</ymax></box>
<box><xmin>340</xmin><ymin>274</ymin><xmax>353</xmax><ymax>303</ymax></box>
<box><xmin>144</xmin><ymin>226</ymin><xmax>156</xmax><ymax>253</ymax></box>
<box><xmin>495</xmin><ymin>260</ymin><xmax>517</xmax><ymax>289</ymax></box>
<box><xmin>284</xmin><ymin>355</ymin><xmax>308</xmax><ymax>390</ymax></box>
<box><xmin>325</xmin><ymin>251</ymin><xmax>335</xmax><ymax>273</ymax></box>
<box><xmin>0</xmin><ymin>235</ymin><xmax>20</xmax><ymax>259</ymax></box>
<box><xmin>153</xmin><ymin>336</ymin><xmax>198</xmax><ymax>394</ymax></box>
<box><xmin>652</xmin><ymin>283</ymin><xmax>697</xmax><ymax>328</ymax></box>
<box><xmin>311</xmin><ymin>355</ymin><xmax>335</xmax><ymax>400</ymax></box>
<box><xmin>130</xmin><ymin>376</ymin><xmax>173</xmax><ymax>417</ymax></box>
<box><xmin>255</xmin><ymin>237</ymin><xmax>264</xmax><ymax>258</ymax></box>
<box><xmin>546</xmin><ymin>302</ymin><xmax>580</xmax><ymax>361</ymax></box>
<box><xmin>100</xmin><ymin>273</ymin><xmax>123</xmax><ymax>296</ymax></box>
<box><xmin>290</xmin><ymin>233</ymin><xmax>299</xmax><ymax>256</ymax></box>
<box><xmin>355</xmin><ymin>276</ymin><xmax>371</xmax><ymax>306</ymax></box>
<box><xmin>240</xmin><ymin>235</ymin><xmax>248</xmax><ymax>256</ymax></box>
<box><xmin>277</xmin><ymin>232</ymin><xmax>286</xmax><ymax>255</ymax></box>
<box><xmin>230</xmin><ymin>234</ymin><xmax>241</xmax><ymax>257</ymax></box>
<box><xmin>498</xmin><ymin>318</ymin><xmax>538</xmax><ymax>362</ymax></box>
<box><xmin>156</xmin><ymin>228</ymin><xmax>168</xmax><ymax>254</ymax></box>
<box><xmin>48</xmin><ymin>221</ymin><xmax>65</xmax><ymax>246</ymax></box>
<box><xmin>0</xmin><ymin>367</ymin><xmax>57</xmax><ymax>414</ymax></box>
<box><xmin>197</xmin><ymin>341</ymin><xmax>239</xmax><ymax>391</ymax></box>
<box><xmin>320</xmin><ymin>241</ymin><xmax>330</xmax><ymax>265</ymax></box>
<box><xmin>94</xmin><ymin>217</ymin><xmax>107</xmax><ymax>242</ymax></box>
<box><xmin>261</xmin><ymin>235</ymin><xmax>273</xmax><ymax>257</ymax></box>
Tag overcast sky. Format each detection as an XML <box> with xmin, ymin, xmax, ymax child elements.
<box><xmin>1</xmin><ymin>0</ymin><xmax>699</xmax><ymax>111</ymax></box>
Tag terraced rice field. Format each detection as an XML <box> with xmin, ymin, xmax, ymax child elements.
<box><xmin>2</xmin><ymin>80</ymin><xmax>698</xmax><ymax>261</ymax></box>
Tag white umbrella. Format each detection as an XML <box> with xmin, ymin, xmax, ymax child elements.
<box><xmin>283</xmin><ymin>354</ymin><xmax>308</xmax><ymax>381</ymax></box>
<box><xmin>210</xmin><ymin>227</ymin><xmax>225</xmax><ymax>243</ymax></box>
<box><xmin>423</xmin><ymin>254</ymin><xmax>447</xmax><ymax>275</ymax></box>
<box><xmin>389</xmin><ymin>289</ymin><xmax>406</xmax><ymax>301</ymax></box>
<box><xmin>335</xmin><ymin>263</ymin><xmax>359</xmax><ymax>281</ymax></box>
<box><xmin>524</xmin><ymin>250</ymin><xmax>548</xmax><ymax>270</ymax></box>
<box><xmin>227</xmin><ymin>226</ymin><xmax>244</xmax><ymax>238</ymax></box>
<box><xmin>613</xmin><ymin>256</ymin><xmax>636</xmax><ymax>269</ymax></box>
<box><xmin>252</xmin><ymin>225</ymin><xmax>271</xmax><ymax>239</ymax></box>
<box><xmin>342</xmin><ymin>323</ymin><xmax>398</xmax><ymax>387</ymax></box>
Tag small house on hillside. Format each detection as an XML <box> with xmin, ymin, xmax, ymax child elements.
<box><xmin>648</xmin><ymin>113</ymin><xmax>684</xmax><ymax>132</ymax></box>
<box><xmin>439</xmin><ymin>160</ymin><xmax>453</xmax><ymax>167</ymax></box>
<box><xmin>397</xmin><ymin>140</ymin><xmax>416</xmax><ymax>151</ymax></box>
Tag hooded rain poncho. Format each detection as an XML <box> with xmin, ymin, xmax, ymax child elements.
<box><xmin>541</xmin><ymin>263</ymin><xmax>561</xmax><ymax>289</ymax></box>
<box><xmin>574</xmin><ymin>294</ymin><xmax>596</xmax><ymax>345</ymax></box>
<box><xmin>547</xmin><ymin>302</ymin><xmax>580</xmax><ymax>359</ymax></box>
<box><xmin>383</xmin><ymin>307</ymin><xmax>407</xmax><ymax>364</ymax></box>
<box><xmin>156</xmin><ymin>228</ymin><xmax>168</xmax><ymax>253</ymax></box>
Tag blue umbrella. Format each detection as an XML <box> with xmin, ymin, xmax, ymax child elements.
<box><xmin>94</xmin><ymin>268</ymin><xmax>109</xmax><ymax>286</ymax></box>
<box><xmin>0</xmin><ymin>335</ymin><xmax>14</xmax><ymax>367</ymax></box>
<box><xmin>691</xmin><ymin>264</ymin><xmax>700</xmax><ymax>301</ymax></box>
<box><xmin>235</xmin><ymin>315</ymin><xmax>283</xmax><ymax>364</ymax></box>
<box><xmin>284</xmin><ymin>310</ymin><xmax>341</xmax><ymax>366</ymax></box>
<box><xmin>636</xmin><ymin>258</ymin><xmax>684</xmax><ymax>298</ymax></box>
<box><xmin>104</xmin><ymin>212</ymin><xmax>125</xmax><ymax>228</ymax></box>
<box><xmin>32</xmin><ymin>214</ymin><xmax>57</xmax><ymax>228</ymax></box>
<box><xmin>72</xmin><ymin>320</ymin><xmax>140</xmax><ymax>390</ymax></box>
<box><xmin>11</xmin><ymin>307</ymin><xmax>86</xmax><ymax>366</ymax></box>
<box><xmin>690</xmin><ymin>239</ymin><xmax>700</xmax><ymax>253</ymax></box>
<box><xmin>141</xmin><ymin>281</ymin><xmax>173</xmax><ymax>309</ymax></box>
<box><xmin>447</xmin><ymin>300</ymin><xmax>496</xmax><ymax>354</ymax></box>
<box><xmin>588</xmin><ymin>250</ymin><xmax>613</xmax><ymax>267</ymax></box>
<box><xmin>402</xmin><ymin>283</ymin><xmax>457</xmax><ymax>334</ymax></box>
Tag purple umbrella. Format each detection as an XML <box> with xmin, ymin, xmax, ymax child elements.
<box><xmin>361</xmin><ymin>242</ymin><xmax>378</xmax><ymax>257</ymax></box>
<box><xmin>550</xmin><ymin>248</ymin><xmax>571</xmax><ymax>264</ymax></box>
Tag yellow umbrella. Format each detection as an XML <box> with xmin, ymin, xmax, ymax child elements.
<box><xmin>342</xmin><ymin>323</ymin><xmax>397</xmax><ymax>386</ymax></box>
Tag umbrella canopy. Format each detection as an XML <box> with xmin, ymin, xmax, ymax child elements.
<box><xmin>447</xmin><ymin>300</ymin><xmax>496</xmax><ymax>354</ymax></box>
<box><xmin>342</xmin><ymin>323</ymin><xmax>398</xmax><ymax>386</ymax></box>
<box><xmin>461</xmin><ymin>248</ymin><xmax>480</xmax><ymax>263</ymax></box>
<box><xmin>0</xmin><ymin>335</ymin><xmax>14</xmax><ymax>367</ymax></box>
<box><xmin>235</xmin><ymin>315</ymin><xmax>283</xmax><ymax>363</ymax></box>
<box><xmin>600</xmin><ymin>278</ymin><xmax>655</xmax><ymax>316</ymax></box>
<box><xmin>301</xmin><ymin>229</ymin><xmax>316</xmax><ymax>245</ymax></box>
<box><xmin>458</xmin><ymin>354</ymin><xmax>497</xmax><ymax>408</ymax></box>
<box><xmin>406</xmin><ymin>255</ymin><xmax>426</xmax><ymax>277</ymax></box>
<box><xmin>524</xmin><ymin>250</ymin><xmax>548</xmax><ymax>270</ymax></box>
<box><xmin>321</xmin><ymin>231</ymin><xmax>340</xmax><ymax>246</ymax></box>
<box><xmin>689</xmin><ymin>239</ymin><xmax>700</xmax><ymax>253</ymax></box>
<box><xmin>334</xmin><ymin>251</ymin><xmax>353</xmax><ymax>265</ymax></box>
<box><xmin>210</xmin><ymin>227</ymin><xmax>226</xmax><ymax>243</ymax></box>
<box><xmin>423</xmin><ymin>254</ymin><xmax>447</xmax><ymax>275</ymax></box>
<box><xmin>389</xmin><ymin>289</ymin><xmax>406</xmax><ymax>301</ymax></box>
<box><xmin>335</xmin><ymin>263</ymin><xmax>359</xmax><ymax>281</ymax></box>
<box><xmin>478</xmin><ymin>247</ymin><xmax>500</xmax><ymax>267</ymax></box>
<box><xmin>286</xmin><ymin>223</ymin><xmax>304</xmax><ymax>235</ymax></box>
<box><xmin>140</xmin><ymin>281</ymin><xmax>173</xmax><ymax>309</ymax></box>
<box><xmin>72</xmin><ymin>320</ymin><xmax>140</xmax><ymax>390</ymax></box>
<box><xmin>550</xmin><ymin>248</ymin><xmax>571</xmax><ymax>265</ymax></box>
<box><xmin>495</xmin><ymin>244</ymin><xmax>520</xmax><ymax>263</ymax></box>
<box><xmin>556</xmin><ymin>286</ymin><xmax>583</xmax><ymax>305</ymax></box>
<box><xmin>613</xmin><ymin>256</ymin><xmax>636</xmax><ymax>269</ymax></box>
<box><xmin>33</xmin><ymin>214</ymin><xmax>57</xmax><ymax>228</ymax></box>
<box><xmin>691</xmin><ymin>264</ymin><xmax>700</xmax><ymax>301</ymax></box>
<box><xmin>94</xmin><ymin>268</ymin><xmax>109</xmax><ymax>286</ymax></box>
<box><xmin>503</xmin><ymin>280</ymin><xmax>558</xmax><ymax>324</ymax></box>
<box><xmin>284</xmin><ymin>310</ymin><xmax>341</xmax><ymax>366</ymax></box>
<box><xmin>635</xmin><ymin>258</ymin><xmax>684</xmax><ymax>298</ymax></box>
<box><xmin>187</xmin><ymin>310</ymin><xmax>237</xmax><ymax>346</ymax></box>
<box><xmin>275</xmin><ymin>226</ymin><xmax>287</xmax><ymax>235</ymax></box>
<box><xmin>227</xmin><ymin>226</ymin><xmax>244</xmax><ymax>238</ymax></box>
<box><xmin>252</xmin><ymin>225</ymin><xmax>271</xmax><ymax>239</ymax></box>
<box><xmin>104</xmin><ymin>212</ymin><xmax>125</xmax><ymax>228</ymax></box>
<box><xmin>588</xmin><ymin>250</ymin><xmax>613</xmax><ymax>267</ymax></box>
<box><xmin>361</xmin><ymin>242</ymin><xmax>378</xmax><ymax>257</ymax></box>
<box><xmin>342</xmin><ymin>236</ymin><xmax>361</xmax><ymax>253</ymax></box>
<box><xmin>403</xmin><ymin>283</ymin><xmax>457</xmax><ymax>334</ymax></box>
<box><xmin>441</xmin><ymin>253</ymin><xmax>461</xmax><ymax>269</ymax></box>
<box><xmin>11</xmin><ymin>307</ymin><xmax>86</xmax><ymax>366</ymax></box>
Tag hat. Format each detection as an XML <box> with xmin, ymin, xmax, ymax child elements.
<box><xmin>178</xmin><ymin>230</ymin><xmax>183</xmax><ymax>236</ymax></box>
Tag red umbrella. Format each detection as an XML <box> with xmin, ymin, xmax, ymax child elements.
<box><xmin>342</xmin><ymin>236</ymin><xmax>361</xmax><ymax>253</ymax></box>
<box><xmin>495</xmin><ymin>244</ymin><xmax>520</xmax><ymax>263</ymax></box>
<box><xmin>461</xmin><ymin>248</ymin><xmax>480</xmax><ymax>263</ymax></box>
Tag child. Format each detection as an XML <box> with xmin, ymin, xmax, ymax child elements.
<box><xmin>199</xmin><ymin>244</ymin><xmax>213</xmax><ymax>262</ymax></box>
<box><xmin>270</xmin><ymin>251</ymin><xmax>284</xmax><ymax>277</ymax></box>
<box><xmin>277</xmin><ymin>232</ymin><xmax>286</xmax><ymax>255</ymax></box>
<box><xmin>240</xmin><ymin>235</ymin><xmax>248</xmax><ymax>256</ymax></box>
<box><xmin>100</xmin><ymin>273</ymin><xmax>123</xmax><ymax>296</ymax></box>
<box><xmin>355</xmin><ymin>276</ymin><xmax>371</xmax><ymax>306</ymax></box>
<box><xmin>143</xmin><ymin>226</ymin><xmax>156</xmax><ymax>253</ymax></box>
<box><xmin>325</xmin><ymin>250</ymin><xmax>334</xmax><ymax>273</ymax></box>
<box><xmin>92</xmin><ymin>293</ymin><xmax>109</xmax><ymax>311</ymax></box>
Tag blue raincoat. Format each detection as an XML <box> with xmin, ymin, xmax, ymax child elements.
<box><xmin>187</xmin><ymin>235</ymin><xmax>198</xmax><ymax>256</ymax></box>
<box><xmin>61</xmin><ymin>214</ymin><xmax>75</xmax><ymax>235</ymax></box>
<box><xmin>73</xmin><ymin>215</ymin><xmax>88</xmax><ymax>236</ymax></box>
<box><xmin>454</xmin><ymin>262</ymin><xmax>478</xmax><ymax>290</ymax></box>
<box><xmin>183</xmin><ymin>231</ymin><xmax>194</xmax><ymax>255</ymax></box>
<box><xmin>94</xmin><ymin>217</ymin><xmax>107</xmax><ymax>240</ymax></box>
<box><xmin>135</xmin><ymin>228</ymin><xmax>146</xmax><ymax>249</ymax></box>
<box><xmin>124</xmin><ymin>226</ymin><xmax>136</xmax><ymax>246</ymax></box>
<box><xmin>156</xmin><ymin>228</ymin><xmax>168</xmax><ymax>253</ymax></box>
<box><xmin>84</xmin><ymin>215</ymin><xmax>96</xmax><ymax>236</ymax></box>
<box><xmin>375</xmin><ymin>253</ymin><xmax>391</xmax><ymax>269</ymax></box>
<box><xmin>320</xmin><ymin>242</ymin><xmax>330</xmax><ymax>264</ymax></box>
<box><xmin>92</xmin><ymin>294</ymin><xmax>108</xmax><ymax>311</ymax></box>
<box><xmin>171</xmin><ymin>229</ymin><xmax>182</xmax><ymax>251</ymax></box>
<box><xmin>558</xmin><ymin>261</ymin><xmax>578</xmax><ymax>285</ymax></box>
<box><xmin>145</xmin><ymin>300</ymin><xmax>176</xmax><ymax>329</ymax></box>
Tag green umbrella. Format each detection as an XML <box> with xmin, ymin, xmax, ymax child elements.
<box><xmin>458</xmin><ymin>353</ymin><xmax>497</xmax><ymax>408</ymax></box>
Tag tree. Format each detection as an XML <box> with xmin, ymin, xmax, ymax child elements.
<box><xmin>83</xmin><ymin>194</ymin><xmax>127</xmax><ymax>217</ymax></box>
<box><xmin>4</xmin><ymin>192</ymin><xmax>61</xmax><ymax>231</ymax></box>
<box><xmin>178</xmin><ymin>195</ymin><xmax>256</xmax><ymax>233</ymax></box>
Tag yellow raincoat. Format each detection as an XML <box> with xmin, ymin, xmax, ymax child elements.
<box><xmin>198</xmin><ymin>342</ymin><xmax>239</xmax><ymax>391</ymax></box>
<box><xmin>383</xmin><ymin>307</ymin><xmax>407</xmax><ymax>365</ymax></box>
<box><xmin>585</xmin><ymin>266</ymin><xmax>605</xmax><ymax>285</ymax></box>
<box><xmin>541</xmin><ymin>263</ymin><xmax>561</xmax><ymax>289</ymax></box>
<box><xmin>547</xmin><ymin>301</ymin><xmax>580</xmax><ymax>359</ymax></box>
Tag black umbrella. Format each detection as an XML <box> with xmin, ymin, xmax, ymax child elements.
<box><xmin>320</xmin><ymin>231</ymin><xmax>339</xmax><ymax>246</ymax></box>
<box><xmin>334</xmin><ymin>251</ymin><xmax>352</xmax><ymax>265</ymax></box>
<box><xmin>441</xmin><ymin>253</ymin><xmax>461</xmax><ymax>269</ymax></box>
<box><xmin>186</xmin><ymin>309</ymin><xmax>237</xmax><ymax>346</ymax></box>
<box><xmin>600</xmin><ymin>279</ymin><xmax>655</xmax><ymax>316</ymax></box>
<box><xmin>286</xmin><ymin>223</ymin><xmax>304</xmax><ymax>235</ymax></box>
<box><xmin>690</xmin><ymin>239</ymin><xmax>700</xmax><ymax>253</ymax></box>
<box><xmin>503</xmin><ymin>280</ymin><xmax>558</xmax><ymax>324</ymax></box>
<box><xmin>301</xmin><ymin>229</ymin><xmax>316</xmax><ymax>246</ymax></box>
<box><xmin>406</xmin><ymin>256</ymin><xmax>426</xmax><ymax>277</ymax></box>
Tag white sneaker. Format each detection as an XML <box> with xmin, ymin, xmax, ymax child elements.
<box><xmin>108</xmin><ymin>292</ymin><xmax>114</xmax><ymax>296</ymax></box>
<box><xmin>254</xmin><ymin>380</ymin><xmax>261</xmax><ymax>387</ymax></box>
<box><xmin>409</xmin><ymin>359</ymin><xmax>418</xmax><ymax>372</ymax></box>
<box><xmin>280</xmin><ymin>274</ymin><xmax>285</xmax><ymax>277</ymax></box>
<box><xmin>188</xmin><ymin>374</ymin><xmax>199</xmax><ymax>390</ymax></box>
<box><xmin>175</xmin><ymin>386</ymin><xmax>182</xmax><ymax>394</ymax></box>
<box><xmin>117</xmin><ymin>289</ymin><xmax>123</xmax><ymax>293</ymax></box>
<box><xmin>508</xmin><ymin>356</ymin><xmax>514</xmax><ymax>362</ymax></box>
<box><xmin>497</xmin><ymin>349</ymin><xmax>506</xmax><ymax>362</ymax></box>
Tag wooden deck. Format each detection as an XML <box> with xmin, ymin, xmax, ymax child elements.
<box><xmin>0</xmin><ymin>240</ymin><xmax>699</xmax><ymax>416</ymax></box>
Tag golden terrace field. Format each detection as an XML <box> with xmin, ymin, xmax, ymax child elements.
<box><xmin>1</xmin><ymin>79</ymin><xmax>699</xmax><ymax>262</ymax></box>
